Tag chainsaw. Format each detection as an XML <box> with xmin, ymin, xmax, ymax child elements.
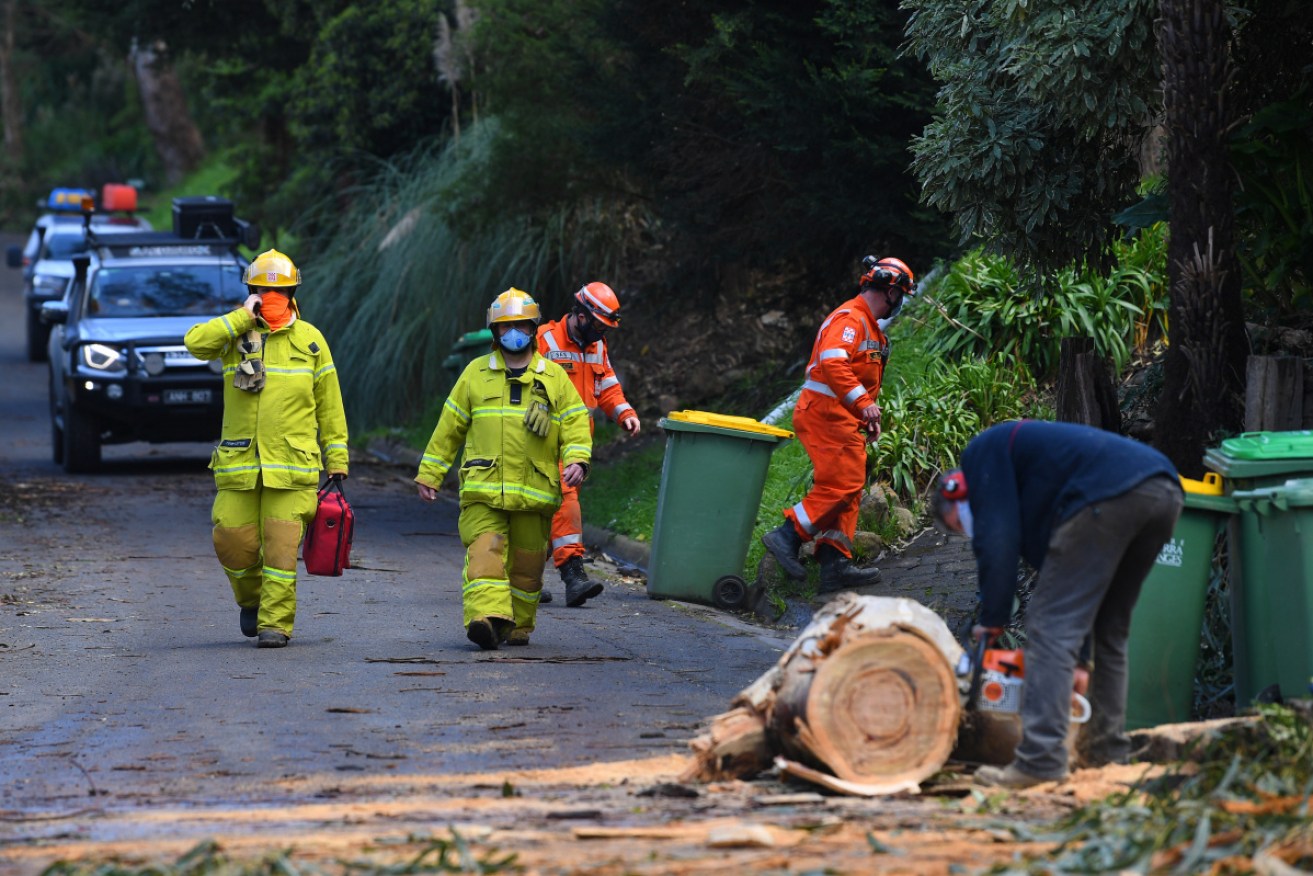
<box><xmin>962</xmin><ymin>636</ymin><xmax>1091</xmax><ymax>723</ymax></box>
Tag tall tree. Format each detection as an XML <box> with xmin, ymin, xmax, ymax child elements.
<box><xmin>131</xmin><ymin>39</ymin><xmax>204</xmax><ymax>184</ymax></box>
<box><xmin>0</xmin><ymin>0</ymin><xmax>23</xmax><ymax>165</ymax></box>
<box><xmin>1155</xmin><ymin>0</ymin><xmax>1246</xmax><ymax>474</ymax></box>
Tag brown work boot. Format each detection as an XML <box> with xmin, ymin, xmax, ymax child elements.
<box><xmin>973</xmin><ymin>763</ymin><xmax>1064</xmax><ymax>789</ymax></box>
<box><xmin>507</xmin><ymin>628</ymin><xmax>531</xmax><ymax>646</ymax></box>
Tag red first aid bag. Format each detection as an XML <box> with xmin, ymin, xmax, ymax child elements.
<box><xmin>303</xmin><ymin>479</ymin><xmax>354</xmax><ymax>576</ymax></box>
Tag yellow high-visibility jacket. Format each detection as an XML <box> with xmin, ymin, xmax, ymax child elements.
<box><xmin>184</xmin><ymin>306</ymin><xmax>349</xmax><ymax>491</ymax></box>
<box><xmin>416</xmin><ymin>349</ymin><xmax>592</xmax><ymax>512</ymax></box>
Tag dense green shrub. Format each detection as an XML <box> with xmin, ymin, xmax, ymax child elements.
<box><xmin>920</xmin><ymin>224</ymin><xmax>1168</xmax><ymax>379</ymax></box>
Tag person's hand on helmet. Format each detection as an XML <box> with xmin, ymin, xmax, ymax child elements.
<box><xmin>620</xmin><ymin>415</ymin><xmax>641</xmax><ymax>437</ymax></box>
<box><xmin>562</xmin><ymin>462</ymin><xmax>588</xmax><ymax>487</ymax></box>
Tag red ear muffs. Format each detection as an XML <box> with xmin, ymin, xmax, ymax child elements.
<box><xmin>940</xmin><ymin>470</ymin><xmax>968</xmax><ymax>501</ymax></box>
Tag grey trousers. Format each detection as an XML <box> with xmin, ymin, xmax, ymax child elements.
<box><xmin>1013</xmin><ymin>475</ymin><xmax>1184</xmax><ymax>778</ymax></box>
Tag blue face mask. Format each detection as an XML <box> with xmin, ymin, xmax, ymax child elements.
<box><xmin>498</xmin><ymin>327</ymin><xmax>532</xmax><ymax>352</ymax></box>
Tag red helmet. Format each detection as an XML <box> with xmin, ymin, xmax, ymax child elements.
<box><xmin>860</xmin><ymin>256</ymin><xmax>915</xmax><ymax>292</ymax></box>
<box><xmin>574</xmin><ymin>281</ymin><xmax>621</xmax><ymax>327</ymax></box>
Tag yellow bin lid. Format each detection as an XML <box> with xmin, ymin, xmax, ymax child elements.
<box><xmin>664</xmin><ymin>410</ymin><xmax>793</xmax><ymax>439</ymax></box>
<box><xmin>1180</xmin><ymin>472</ymin><xmax>1223</xmax><ymax>495</ymax></box>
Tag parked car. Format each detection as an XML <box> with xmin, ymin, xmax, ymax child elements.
<box><xmin>9</xmin><ymin>186</ymin><xmax>153</xmax><ymax>362</ymax></box>
<box><xmin>43</xmin><ymin>198</ymin><xmax>257</xmax><ymax>472</ymax></box>
<box><xmin>23</xmin><ymin>224</ymin><xmax>150</xmax><ymax>362</ymax></box>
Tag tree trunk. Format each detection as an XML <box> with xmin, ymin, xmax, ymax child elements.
<box><xmin>1155</xmin><ymin>0</ymin><xmax>1249</xmax><ymax>477</ymax></box>
<box><xmin>0</xmin><ymin>0</ymin><xmax>23</xmax><ymax>164</ymax></box>
<box><xmin>683</xmin><ymin>595</ymin><xmax>963</xmax><ymax>794</ymax></box>
<box><xmin>1245</xmin><ymin>356</ymin><xmax>1304</xmax><ymax>432</ymax></box>
<box><xmin>1055</xmin><ymin>337</ymin><xmax>1122</xmax><ymax>432</ymax></box>
<box><xmin>131</xmin><ymin>40</ymin><xmax>205</xmax><ymax>185</ymax></box>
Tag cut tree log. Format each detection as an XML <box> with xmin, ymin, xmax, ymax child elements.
<box><xmin>683</xmin><ymin>594</ymin><xmax>965</xmax><ymax>793</ymax></box>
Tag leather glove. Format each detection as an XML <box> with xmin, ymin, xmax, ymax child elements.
<box><xmin>524</xmin><ymin>401</ymin><xmax>551</xmax><ymax>438</ymax></box>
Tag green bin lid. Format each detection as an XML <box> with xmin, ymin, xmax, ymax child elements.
<box><xmin>1204</xmin><ymin>431</ymin><xmax>1313</xmax><ymax>478</ymax></box>
<box><xmin>1218</xmin><ymin>431</ymin><xmax>1313</xmax><ymax>460</ymax></box>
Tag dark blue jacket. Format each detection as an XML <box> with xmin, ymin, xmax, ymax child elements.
<box><xmin>961</xmin><ymin>420</ymin><xmax>1180</xmax><ymax>627</ymax></box>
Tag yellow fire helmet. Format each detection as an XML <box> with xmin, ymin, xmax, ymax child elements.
<box><xmin>244</xmin><ymin>248</ymin><xmax>302</xmax><ymax>288</ymax></box>
<box><xmin>487</xmin><ymin>287</ymin><xmax>542</xmax><ymax>326</ymax></box>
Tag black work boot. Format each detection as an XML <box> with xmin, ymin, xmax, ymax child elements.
<box><xmin>561</xmin><ymin>556</ymin><xmax>603</xmax><ymax>607</ymax></box>
<box><xmin>239</xmin><ymin>606</ymin><xmax>258</xmax><ymax>638</ymax></box>
<box><xmin>256</xmin><ymin>629</ymin><xmax>289</xmax><ymax>648</ymax></box>
<box><xmin>816</xmin><ymin>544</ymin><xmax>881</xmax><ymax>592</ymax></box>
<box><xmin>466</xmin><ymin>618</ymin><xmax>500</xmax><ymax>651</ymax></box>
<box><xmin>539</xmin><ymin>589</ymin><xmax>554</xmax><ymax>604</ymax></box>
<box><xmin>761</xmin><ymin>521</ymin><xmax>807</xmax><ymax>580</ymax></box>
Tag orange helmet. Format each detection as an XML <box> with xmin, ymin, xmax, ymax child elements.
<box><xmin>574</xmin><ymin>282</ymin><xmax>621</xmax><ymax>327</ymax></box>
<box><xmin>860</xmin><ymin>256</ymin><xmax>915</xmax><ymax>292</ymax></box>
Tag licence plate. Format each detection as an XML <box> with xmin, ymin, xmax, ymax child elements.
<box><xmin>164</xmin><ymin>389</ymin><xmax>212</xmax><ymax>404</ymax></box>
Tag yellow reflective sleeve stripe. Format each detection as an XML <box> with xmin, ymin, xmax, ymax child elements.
<box><xmin>421</xmin><ymin>453</ymin><xmax>451</xmax><ymax>473</ymax></box>
<box><xmin>443</xmin><ymin>396</ymin><xmax>471</xmax><ymax>422</ymax></box>
<box><xmin>220</xmin><ymin>314</ymin><xmax>237</xmax><ymax>339</ymax></box>
<box><xmin>314</xmin><ymin>363</ymin><xmax>336</xmax><ymax>379</ymax></box>
<box><xmin>564</xmin><ymin>444</ymin><xmax>590</xmax><ymax>456</ymax></box>
<box><xmin>264</xmin><ymin>366</ymin><xmax>314</xmax><ymax>376</ymax></box>
<box><xmin>325</xmin><ymin>442</ymin><xmax>348</xmax><ymax>451</ymax></box>
<box><xmin>560</xmin><ymin>404</ymin><xmax>588</xmax><ymax>419</ymax></box>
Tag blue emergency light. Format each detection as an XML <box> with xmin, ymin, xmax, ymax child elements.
<box><xmin>47</xmin><ymin>188</ymin><xmax>94</xmax><ymax>211</ymax></box>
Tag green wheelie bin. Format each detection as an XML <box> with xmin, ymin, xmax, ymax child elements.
<box><xmin>1204</xmin><ymin>430</ymin><xmax>1313</xmax><ymax>704</ymax></box>
<box><xmin>1228</xmin><ymin>477</ymin><xmax>1313</xmax><ymax>703</ymax></box>
<box><xmin>442</xmin><ymin>328</ymin><xmax>494</xmax><ymax>378</ymax></box>
<box><xmin>1126</xmin><ymin>474</ymin><xmax>1235</xmax><ymax>730</ymax></box>
<box><xmin>647</xmin><ymin>410</ymin><xmax>792</xmax><ymax>610</ymax></box>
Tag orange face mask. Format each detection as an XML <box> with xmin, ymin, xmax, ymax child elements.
<box><xmin>257</xmin><ymin>290</ymin><xmax>294</xmax><ymax>331</ymax></box>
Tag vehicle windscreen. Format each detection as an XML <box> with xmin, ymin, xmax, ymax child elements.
<box><xmin>87</xmin><ymin>265</ymin><xmax>246</xmax><ymax>318</ymax></box>
<box><xmin>40</xmin><ymin>233</ymin><xmax>90</xmax><ymax>260</ymax></box>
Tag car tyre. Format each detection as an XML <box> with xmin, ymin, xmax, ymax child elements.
<box><xmin>62</xmin><ymin>404</ymin><xmax>101</xmax><ymax>473</ymax></box>
<box><xmin>26</xmin><ymin>305</ymin><xmax>49</xmax><ymax>363</ymax></box>
<box><xmin>49</xmin><ymin>375</ymin><xmax>64</xmax><ymax>466</ymax></box>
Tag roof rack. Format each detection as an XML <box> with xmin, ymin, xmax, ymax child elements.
<box><xmin>87</xmin><ymin>230</ymin><xmax>245</xmax><ymax>259</ymax></box>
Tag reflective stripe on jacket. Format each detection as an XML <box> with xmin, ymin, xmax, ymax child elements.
<box><xmin>799</xmin><ymin>295</ymin><xmax>889</xmax><ymax>418</ymax></box>
<box><xmin>536</xmin><ymin>317</ymin><xmax>635</xmax><ymax>425</ymax></box>
<box><xmin>415</xmin><ymin>349</ymin><xmax>592</xmax><ymax>513</ymax></box>
<box><xmin>183</xmin><ymin>306</ymin><xmax>349</xmax><ymax>491</ymax></box>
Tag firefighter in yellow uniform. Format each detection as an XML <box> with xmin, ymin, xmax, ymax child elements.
<box><xmin>415</xmin><ymin>289</ymin><xmax>592</xmax><ymax>650</ymax></box>
<box><xmin>184</xmin><ymin>249</ymin><xmax>349</xmax><ymax>648</ymax></box>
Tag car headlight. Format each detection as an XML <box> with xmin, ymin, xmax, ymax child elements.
<box><xmin>33</xmin><ymin>274</ymin><xmax>68</xmax><ymax>295</ymax></box>
<box><xmin>80</xmin><ymin>343</ymin><xmax>127</xmax><ymax>373</ymax></box>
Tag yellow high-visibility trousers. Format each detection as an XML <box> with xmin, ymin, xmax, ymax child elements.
<box><xmin>211</xmin><ymin>478</ymin><xmax>317</xmax><ymax>636</ymax></box>
<box><xmin>458</xmin><ymin>503</ymin><xmax>549</xmax><ymax>634</ymax></box>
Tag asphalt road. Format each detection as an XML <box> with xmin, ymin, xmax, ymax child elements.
<box><xmin>0</xmin><ymin>233</ymin><xmax>789</xmax><ymax>821</ymax></box>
